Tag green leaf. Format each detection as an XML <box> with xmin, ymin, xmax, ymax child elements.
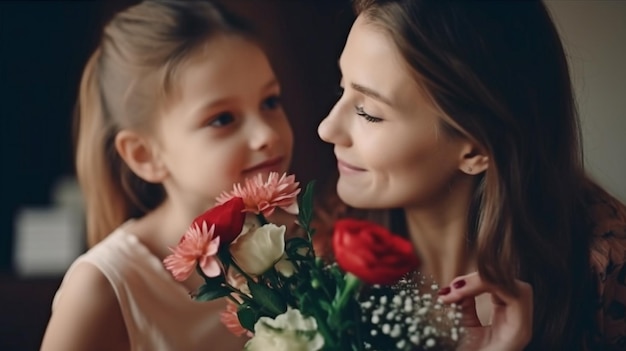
<box><xmin>202</xmin><ymin>273</ymin><xmax>226</xmax><ymax>286</ymax></box>
<box><xmin>332</xmin><ymin>265</ymin><xmax>346</xmax><ymax>280</ymax></box>
<box><xmin>297</xmin><ymin>181</ymin><xmax>316</xmax><ymax>232</ymax></box>
<box><xmin>194</xmin><ymin>281</ymin><xmax>230</xmax><ymax>302</ymax></box>
<box><xmin>318</xmin><ymin>299</ymin><xmax>333</xmax><ymax>312</ymax></box>
<box><xmin>285</xmin><ymin>237</ymin><xmax>312</xmax><ymax>257</ymax></box>
<box><xmin>217</xmin><ymin>250</ymin><xmax>232</xmax><ymax>266</ymax></box>
<box><xmin>297</xmin><ymin>291</ymin><xmax>314</xmax><ymax>311</ymax></box>
<box><xmin>248</xmin><ymin>281</ymin><xmax>288</xmax><ymax>315</ymax></box>
<box><xmin>237</xmin><ymin>306</ymin><xmax>257</xmax><ymax>332</ymax></box>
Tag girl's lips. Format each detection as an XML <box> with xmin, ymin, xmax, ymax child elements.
<box><xmin>244</xmin><ymin>157</ymin><xmax>284</xmax><ymax>174</ymax></box>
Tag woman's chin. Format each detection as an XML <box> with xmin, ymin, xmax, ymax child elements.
<box><xmin>337</xmin><ymin>186</ymin><xmax>379</xmax><ymax>209</ymax></box>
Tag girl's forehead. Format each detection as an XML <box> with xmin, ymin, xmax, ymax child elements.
<box><xmin>165</xmin><ymin>36</ymin><xmax>263</xmax><ymax>88</ymax></box>
<box><xmin>158</xmin><ymin>37</ymin><xmax>276</xmax><ymax>120</ymax></box>
<box><xmin>183</xmin><ymin>34</ymin><xmax>258</xmax><ymax>65</ymax></box>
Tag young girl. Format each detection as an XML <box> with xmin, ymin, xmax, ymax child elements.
<box><xmin>318</xmin><ymin>0</ymin><xmax>626</xmax><ymax>350</ymax></box>
<box><xmin>40</xmin><ymin>1</ymin><xmax>295</xmax><ymax>350</ymax></box>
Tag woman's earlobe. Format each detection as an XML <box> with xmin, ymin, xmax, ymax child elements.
<box><xmin>114</xmin><ymin>130</ymin><xmax>168</xmax><ymax>183</ymax></box>
<box><xmin>459</xmin><ymin>144</ymin><xmax>489</xmax><ymax>175</ymax></box>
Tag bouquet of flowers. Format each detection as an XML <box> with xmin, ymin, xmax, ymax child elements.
<box><xmin>164</xmin><ymin>173</ymin><xmax>462</xmax><ymax>350</ymax></box>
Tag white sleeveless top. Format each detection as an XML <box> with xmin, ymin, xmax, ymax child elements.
<box><xmin>52</xmin><ymin>224</ymin><xmax>247</xmax><ymax>351</ymax></box>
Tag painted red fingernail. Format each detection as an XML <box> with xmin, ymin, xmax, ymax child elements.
<box><xmin>452</xmin><ymin>279</ymin><xmax>466</xmax><ymax>289</ymax></box>
<box><xmin>438</xmin><ymin>286</ymin><xmax>451</xmax><ymax>295</ymax></box>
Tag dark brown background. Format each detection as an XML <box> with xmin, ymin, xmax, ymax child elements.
<box><xmin>0</xmin><ymin>1</ymin><xmax>353</xmax><ymax>349</ymax></box>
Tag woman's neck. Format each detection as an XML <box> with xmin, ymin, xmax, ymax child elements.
<box><xmin>404</xmin><ymin>176</ymin><xmax>477</xmax><ymax>287</ymax></box>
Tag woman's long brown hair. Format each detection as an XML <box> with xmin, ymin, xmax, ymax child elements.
<box><xmin>352</xmin><ymin>0</ymin><xmax>592</xmax><ymax>349</ymax></box>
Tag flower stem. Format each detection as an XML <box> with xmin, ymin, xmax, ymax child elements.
<box><xmin>311</xmin><ymin>307</ymin><xmax>339</xmax><ymax>349</ymax></box>
<box><xmin>312</xmin><ymin>261</ymin><xmax>333</xmax><ymax>302</ymax></box>
<box><xmin>335</xmin><ymin>273</ymin><xmax>361</xmax><ymax>311</ymax></box>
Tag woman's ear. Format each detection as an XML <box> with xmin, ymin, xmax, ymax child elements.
<box><xmin>458</xmin><ymin>141</ymin><xmax>489</xmax><ymax>175</ymax></box>
<box><xmin>115</xmin><ymin>130</ymin><xmax>168</xmax><ymax>183</ymax></box>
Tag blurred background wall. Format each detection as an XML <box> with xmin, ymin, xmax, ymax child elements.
<box><xmin>0</xmin><ymin>1</ymin><xmax>624</xmax><ymax>350</ymax></box>
<box><xmin>547</xmin><ymin>0</ymin><xmax>626</xmax><ymax>203</ymax></box>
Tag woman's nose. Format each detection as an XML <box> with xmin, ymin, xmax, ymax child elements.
<box><xmin>318</xmin><ymin>102</ymin><xmax>349</xmax><ymax>146</ymax></box>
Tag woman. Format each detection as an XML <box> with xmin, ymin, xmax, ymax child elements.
<box><xmin>317</xmin><ymin>0</ymin><xmax>626</xmax><ymax>350</ymax></box>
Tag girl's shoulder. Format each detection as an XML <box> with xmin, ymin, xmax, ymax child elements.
<box><xmin>42</xmin><ymin>258</ymin><xmax>129</xmax><ymax>350</ymax></box>
<box><xmin>77</xmin><ymin>221</ymin><xmax>164</xmax><ymax>280</ymax></box>
<box><xmin>51</xmin><ymin>222</ymin><xmax>147</xmax><ymax>308</ymax></box>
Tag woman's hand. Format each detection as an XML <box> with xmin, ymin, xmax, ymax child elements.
<box><xmin>437</xmin><ymin>272</ymin><xmax>533</xmax><ymax>351</ymax></box>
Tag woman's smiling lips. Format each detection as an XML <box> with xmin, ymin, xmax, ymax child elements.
<box><xmin>337</xmin><ymin>158</ymin><xmax>366</xmax><ymax>174</ymax></box>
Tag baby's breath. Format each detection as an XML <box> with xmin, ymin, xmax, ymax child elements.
<box><xmin>360</xmin><ymin>272</ymin><xmax>463</xmax><ymax>351</ymax></box>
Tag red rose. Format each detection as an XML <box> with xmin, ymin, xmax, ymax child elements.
<box><xmin>332</xmin><ymin>218</ymin><xmax>420</xmax><ymax>285</ymax></box>
<box><xmin>192</xmin><ymin>197</ymin><xmax>246</xmax><ymax>246</ymax></box>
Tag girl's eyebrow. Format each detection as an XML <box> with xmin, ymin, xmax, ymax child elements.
<box><xmin>191</xmin><ymin>78</ymin><xmax>281</xmax><ymax>118</ymax></box>
<box><xmin>192</xmin><ymin>96</ymin><xmax>236</xmax><ymax>118</ymax></box>
<box><xmin>262</xmin><ymin>78</ymin><xmax>279</xmax><ymax>91</ymax></box>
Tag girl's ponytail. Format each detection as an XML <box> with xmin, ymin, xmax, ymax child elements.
<box><xmin>74</xmin><ymin>48</ymin><xmax>127</xmax><ymax>247</ymax></box>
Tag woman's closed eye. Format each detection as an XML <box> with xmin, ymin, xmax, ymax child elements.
<box><xmin>355</xmin><ymin>106</ymin><xmax>383</xmax><ymax>123</ymax></box>
<box><xmin>261</xmin><ymin>94</ymin><xmax>282</xmax><ymax>111</ymax></box>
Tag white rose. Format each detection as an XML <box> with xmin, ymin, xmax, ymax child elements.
<box><xmin>235</xmin><ymin>218</ymin><xmax>260</xmax><ymax>240</ymax></box>
<box><xmin>244</xmin><ymin>308</ymin><xmax>324</xmax><ymax>351</ymax></box>
<box><xmin>229</xmin><ymin>223</ymin><xmax>286</xmax><ymax>276</ymax></box>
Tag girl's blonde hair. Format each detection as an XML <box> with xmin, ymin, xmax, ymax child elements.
<box><xmin>75</xmin><ymin>0</ymin><xmax>253</xmax><ymax>247</ymax></box>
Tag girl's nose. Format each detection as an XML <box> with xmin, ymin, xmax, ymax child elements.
<box><xmin>249</xmin><ymin>117</ymin><xmax>282</xmax><ymax>151</ymax></box>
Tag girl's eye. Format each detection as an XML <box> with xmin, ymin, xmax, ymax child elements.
<box><xmin>261</xmin><ymin>95</ymin><xmax>282</xmax><ymax>110</ymax></box>
<box><xmin>206</xmin><ymin>112</ymin><xmax>235</xmax><ymax>127</ymax></box>
<box><xmin>355</xmin><ymin>106</ymin><xmax>383</xmax><ymax>123</ymax></box>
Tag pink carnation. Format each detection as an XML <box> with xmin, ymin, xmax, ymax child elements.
<box><xmin>216</xmin><ymin>172</ymin><xmax>300</xmax><ymax>217</ymax></box>
<box><xmin>163</xmin><ymin>222</ymin><xmax>221</xmax><ymax>281</ymax></box>
<box><xmin>221</xmin><ymin>299</ymin><xmax>253</xmax><ymax>337</ymax></box>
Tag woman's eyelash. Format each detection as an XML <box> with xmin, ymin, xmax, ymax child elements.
<box><xmin>355</xmin><ymin>106</ymin><xmax>382</xmax><ymax>123</ymax></box>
